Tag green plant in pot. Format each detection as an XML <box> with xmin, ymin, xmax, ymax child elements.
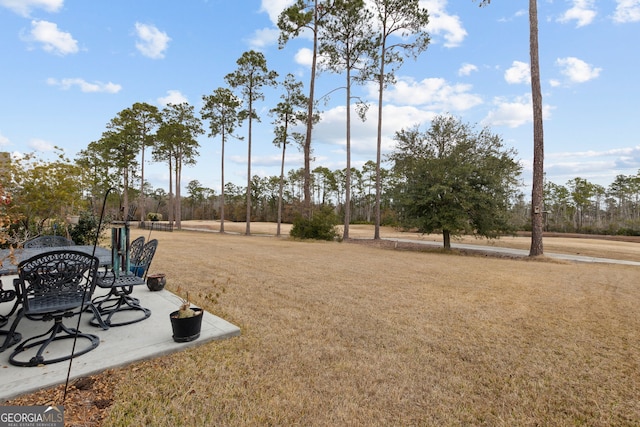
<box><xmin>170</xmin><ymin>293</ymin><xmax>203</xmax><ymax>342</ymax></box>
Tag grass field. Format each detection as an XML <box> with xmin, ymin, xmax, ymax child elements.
<box><xmin>7</xmin><ymin>223</ymin><xmax>640</xmax><ymax>426</ymax></box>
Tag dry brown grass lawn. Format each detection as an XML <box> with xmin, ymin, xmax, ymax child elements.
<box><xmin>187</xmin><ymin>220</ymin><xmax>640</xmax><ymax>262</ymax></box>
<box><xmin>7</xmin><ymin>223</ymin><xmax>640</xmax><ymax>425</ymax></box>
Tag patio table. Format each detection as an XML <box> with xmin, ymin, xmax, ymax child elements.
<box><xmin>0</xmin><ymin>245</ymin><xmax>112</xmax><ymax>276</ymax></box>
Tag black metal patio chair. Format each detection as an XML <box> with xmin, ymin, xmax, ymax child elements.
<box><xmin>3</xmin><ymin>250</ymin><xmax>105</xmax><ymax>367</ymax></box>
<box><xmin>90</xmin><ymin>239</ymin><xmax>158</xmax><ymax>327</ymax></box>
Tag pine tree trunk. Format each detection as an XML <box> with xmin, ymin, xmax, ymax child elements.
<box><xmin>220</xmin><ymin>133</ymin><xmax>225</xmax><ymax>233</ymax></box>
<box><xmin>303</xmin><ymin>0</ymin><xmax>319</xmax><ymax>220</ymax></box>
<box><xmin>139</xmin><ymin>145</ymin><xmax>146</xmax><ymax>222</ymax></box>
<box><xmin>277</xmin><ymin>137</ymin><xmax>286</xmax><ymax>237</ymax></box>
<box><xmin>343</xmin><ymin>69</ymin><xmax>352</xmax><ymax>241</ymax></box>
<box><xmin>374</xmin><ymin>37</ymin><xmax>386</xmax><ymax>241</ymax></box>
<box><xmin>168</xmin><ymin>156</ymin><xmax>174</xmax><ymax>225</ymax></box>
<box><xmin>529</xmin><ymin>0</ymin><xmax>544</xmax><ymax>257</ymax></box>
<box><xmin>246</xmin><ymin>97</ymin><xmax>253</xmax><ymax>236</ymax></box>
<box><xmin>175</xmin><ymin>157</ymin><xmax>182</xmax><ymax>231</ymax></box>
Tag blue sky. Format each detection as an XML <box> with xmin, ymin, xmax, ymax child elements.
<box><xmin>1</xmin><ymin>0</ymin><xmax>638</xmax><ymax>198</ymax></box>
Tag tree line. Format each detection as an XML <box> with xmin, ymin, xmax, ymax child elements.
<box><xmin>3</xmin><ymin>139</ymin><xmax>640</xmax><ymax>248</ymax></box>
<box><xmin>185</xmin><ymin>167</ymin><xmax>640</xmax><ymax>239</ymax></box>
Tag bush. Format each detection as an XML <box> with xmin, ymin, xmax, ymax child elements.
<box><xmin>147</xmin><ymin>212</ymin><xmax>163</xmax><ymax>221</ymax></box>
<box><xmin>68</xmin><ymin>211</ymin><xmax>109</xmax><ymax>245</ymax></box>
<box><xmin>290</xmin><ymin>206</ymin><xmax>339</xmax><ymax>241</ymax></box>
<box><xmin>617</xmin><ymin>227</ymin><xmax>640</xmax><ymax>237</ymax></box>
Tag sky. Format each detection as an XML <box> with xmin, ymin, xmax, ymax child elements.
<box><xmin>1</xmin><ymin>0</ymin><xmax>639</xmax><ymax>199</ymax></box>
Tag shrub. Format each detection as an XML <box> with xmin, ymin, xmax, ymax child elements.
<box><xmin>147</xmin><ymin>212</ymin><xmax>163</xmax><ymax>221</ymax></box>
<box><xmin>68</xmin><ymin>211</ymin><xmax>109</xmax><ymax>245</ymax></box>
<box><xmin>290</xmin><ymin>206</ymin><xmax>339</xmax><ymax>241</ymax></box>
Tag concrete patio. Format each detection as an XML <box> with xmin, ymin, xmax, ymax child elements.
<box><xmin>0</xmin><ymin>278</ymin><xmax>240</xmax><ymax>401</ymax></box>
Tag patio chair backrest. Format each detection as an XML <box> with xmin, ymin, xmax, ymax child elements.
<box><xmin>17</xmin><ymin>250</ymin><xmax>99</xmax><ymax>310</ymax></box>
<box><xmin>24</xmin><ymin>235</ymin><xmax>75</xmax><ymax>248</ymax></box>
<box><xmin>129</xmin><ymin>236</ymin><xmax>145</xmax><ymax>265</ymax></box>
<box><xmin>130</xmin><ymin>239</ymin><xmax>158</xmax><ymax>279</ymax></box>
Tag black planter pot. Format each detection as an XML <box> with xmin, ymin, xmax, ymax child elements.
<box><xmin>169</xmin><ymin>308</ymin><xmax>203</xmax><ymax>342</ymax></box>
<box><xmin>147</xmin><ymin>274</ymin><xmax>166</xmax><ymax>291</ymax></box>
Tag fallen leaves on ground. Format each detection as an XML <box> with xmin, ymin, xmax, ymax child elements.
<box><xmin>3</xmin><ymin>369</ymin><xmax>122</xmax><ymax>426</ymax></box>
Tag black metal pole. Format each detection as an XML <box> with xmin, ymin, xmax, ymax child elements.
<box><xmin>63</xmin><ymin>187</ymin><xmax>116</xmax><ymax>402</ymax></box>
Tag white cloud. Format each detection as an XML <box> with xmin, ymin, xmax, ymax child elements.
<box><xmin>158</xmin><ymin>90</ymin><xmax>188</xmax><ymax>106</ymax></box>
<box><xmin>260</xmin><ymin>0</ymin><xmax>295</xmax><ymax>25</ymax></box>
<box><xmin>374</xmin><ymin>76</ymin><xmax>482</xmax><ymax>112</ymax></box>
<box><xmin>293</xmin><ymin>45</ymin><xmax>332</xmax><ymax>70</ymax></box>
<box><xmin>504</xmin><ymin>61</ymin><xmax>530</xmax><ymax>84</ymax></box>
<box><xmin>613</xmin><ymin>0</ymin><xmax>640</xmax><ymax>23</ymax></box>
<box><xmin>47</xmin><ymin>77</ymin><xmax>122</xmax><ymax>93</ymax></box>
<box><xmin>134</xmin><ymin>22</ymin><xmax>170</xmax><ymax>59</ymax></box>
<box><xmin>314</xmin><ymin>104</ymin><xmax>435</xmax><ymax>160</ymax></box>
<box><xmin>482</xmin><ymin>95</ymin><xmax>553</xmax><ymax>128</ymax></box>
<box><xmin>483</xmin><ymin>97</ymin><xmax>532</xmax><ymax>128</ymax></box>
<box><xmin>294</xmin><ymin>48</ymin><xmax>313</xmax><ymax>67</ymax></box>
<box><xmin>550</xmin><ymin>146</ymin><xmax>639</xmax><ymax>160</ymax></box>
<box><xmin>0</xmin><ymin>0</ymin><xmax>62</xmax><ymax>17</ymax></box>
<box><xmin>458</xmin><ymin>63</ymin><xmax>478</xmax><ymax>76</ymax></box>
<box><xmin>545</xmin><ymin>146</ymin><xmax>640</xmax><ymax>184</ymax></box>
<box><xmin>28</xmin><ymin>138</ymin><xmax>55</xmax><ymax>152</ymax></box>
<box><xmin>248</xmin><ymin>27</ymin><xmax>280</xmax><ymax>50</ymax></box>
<box><xmin>498</xmin><ymin>9</ymin><xmax>527</xmax><ymax>23</ymax></box>
<box><xmin>557</xmin><ymin>0</ymin><xmax>597</xmax><ymax>27</ymax></box>
<box><xmin>556</xmin><ymin>56</ymin><xmax>601</xmax><ymax>83</ymax></box>
<box><xmin>253</xmin><ymin>152</ymin><xmax>303</xmax><ymax>168</ymax></box>
<box><xmin>26</xmin><ymin>20</ymin><xmax>78</xmax><ymax>55</ymax></box>
<box><xmin>0</xmin><ymin>132</ymin><xmax>9</xmax><ymax>147</ymax></box>
<box><xmin>421</xmin><ymin>0</ymin><xmax>467</xmax><ymax>47</ymax></box>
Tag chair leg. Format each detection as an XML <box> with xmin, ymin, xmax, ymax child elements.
<box><xmin>0</xmin><ymin>311</ymin><xmax>21</xmax><ymax>351</ymax></box>
<box><xmin>86</xmin><ymin>302</ymin><xmax>109</xmax><ymax>330</ymax></box>
<box><xmin>89</xmin><ymin>294</ymin><xmax>151</xmax><ymax>328</ymax></box>
<box><xmin>9</xmin><ymin>317</ymin><xmax>100</xmax><ymax>367</ymax></box>
<box><xmin>0</xmin><ymin>330</ymin><xmax>21</xmax><ymax>352</ymax></box>
<box><xmin>89</xmin><ymin>284</ymin><xmax>150</xmax><ymax>327</ymax></box>
<box><xmin>0</xmin><ymin>310</ymin><xmax>24</xmax><ymax>353</ymax></box>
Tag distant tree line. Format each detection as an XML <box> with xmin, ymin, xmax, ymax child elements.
<box><xmin>544</xmin><ymin>174</ymin><xmax>640</xmax><ymax>235</ymax></box>
<box><xmin>162</xmin><ymin>166</ymin><xmax>640</xmax><ymax>239</ymax></box>
<box><xmin>3</xmin><ymin>144</ymin><xmax>640</xmax><ymax>246</ymax></box>
<box><xmin>181</xmin><ymin>168</ymin><xmax>640</xmax><ymax>238</ymax></box>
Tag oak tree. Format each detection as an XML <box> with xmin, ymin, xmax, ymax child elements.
<box><xmin>390</xmin><ymin>115</ymin><xmax>522</xmax><ymax>249</ymax></box>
